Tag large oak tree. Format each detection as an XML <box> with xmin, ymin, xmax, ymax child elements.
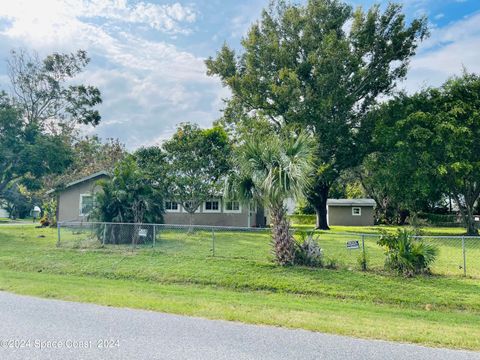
<box><xmin>206</xmin><ymin>0</ymin><xmax>428</xmax><ymax>229</ymax></box>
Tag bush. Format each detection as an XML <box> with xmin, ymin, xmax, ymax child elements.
<box><xmin>294</xmin><ymin>231</ymin><xmax>323</xmax><ymax>267</ymax></box>
<box><xmin>289</xmin><ymin>214</ymin><xmax>316</xmax><ymax>225</ymax></box>
<box><xmin>377</xmin><ymin>229</ymin><xmax>438</xmax><ymax>276</ymax></box>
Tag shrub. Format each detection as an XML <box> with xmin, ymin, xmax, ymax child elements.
<box><xmin>324</xmin><ymin>257</ymin><xmax>338</xmax><ymax>270</ymax></box>
<box><xmin>357</xmin><ymin>253</ymin><xmax>368</xmax><ymax>271</ymax></box>
<box><xmin>289</xmin><ymin>214</ymin><xmax>316</xmax><ymax>225</ymax></box>
<box><xmin>294</xmin><ymin>231</ymin><xmax>323</xmax><ymax>267</ymax></box>
<box><xmin>377</xmin><ymin>229</ymin><xmax>438</xmax><ymax>276</ymax></box>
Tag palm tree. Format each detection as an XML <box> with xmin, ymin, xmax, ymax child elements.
<box><xmin>227</xmin><ymin>131</ymin><xmax>314</xmax><ymax>265</ymax></box>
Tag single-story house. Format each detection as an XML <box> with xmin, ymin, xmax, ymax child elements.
<box><xmin>327</xmin><ymin>199</ymin><xmax>376</xmax><ymax>226</ymax></box>
<box><xmin>50</xmin><ymin>171</ymin><xmax>110</xmax><ymax>223</ymax></box>
<box><xmin>52</xmin><ymin>172</ymin><xmax>266</xmax><ymax>227</ymax></box>
<box><xmin>163</xmin><ymin>200</ymin><xmax>265</xmax><ymax>227</ymax></box>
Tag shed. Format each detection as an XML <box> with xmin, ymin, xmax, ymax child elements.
<box><xmin>327</xmin><ymin>199</ymin><xmax>376</xmax><ymax>226</ymax></box>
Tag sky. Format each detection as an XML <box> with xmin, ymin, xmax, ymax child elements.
<box><xmin>0</xmin><ymin>0</ymin><xmax>478</xmax><ymax>149</ymax></box>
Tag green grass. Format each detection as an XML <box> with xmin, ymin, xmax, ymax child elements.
<box><xmin>0</xmin><ymin>225</ymin><xmax>479</xmax><ymax>350</ymax></box>
<box><xmin>293</xmin><ymin>224</ymin><xmax>467</xmax><ymax>236</ymax></box>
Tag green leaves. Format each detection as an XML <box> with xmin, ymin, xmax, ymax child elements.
<box><xmin>162</xmin><ymin>123</ymin><xmax>232</xmax><ymax>213</ymax></box>
<box><xmin>94</xmin><ymin>155</ymin><xmax>164</xmax><ymax>224</ymax></box>
<box><xmin>206</xmin><ymin>0</ymin><xmax>428</xmax><ymax>225</ymax></box>
<box><xmin>378</xmin><ymin>229</ymin><xmax>438</xmax><ymax>276</ymax></box>
<box><xmin>369</xmin><ymin>72</ymin><xmax>480</xmax><ymax>234</ymax></box>
<box><xmin>231</xmin><ymin>130</ymin><xmax>314</xmax><ymax>209</ymax></box>
<box><xmin>8</xmin><ymin>49</ymin><xmax>102</xmax><ymax>128</ymax></box>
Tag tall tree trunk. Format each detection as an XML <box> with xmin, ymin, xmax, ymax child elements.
<box><xmin>308</xmin><ymin>183</ymin><xmax>330</xmax><ymax>230</ymax></box>
<box><xmin>270</xmin><ymin>204</ymin><xmax>294</xmax><ymax>265</ymax></box>
<box><xmin>453</xmin><ymin>193</ymin><xmax>479</xmax><ymax>236</ymax></box>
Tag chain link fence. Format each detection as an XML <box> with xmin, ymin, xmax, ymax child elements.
<box><xmin>57</xmin><ymin>221</ymin><xmax>272</xmax><ymax>260</ymax></box>
<box><xmin>57</xmin><ymin>221</ymin><xmax>480</xmax><ymax>278</ymax></box>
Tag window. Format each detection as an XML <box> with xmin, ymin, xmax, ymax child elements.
<box><xmin>224</xmin><ymin>201</ymin><xmax>241</xmax><ymax>213</ymax></box>
<box><xmin>165</xmin><ymin>201</ymin><xmax>180</xmax><ymax>213</ymax></box>
<box><xmin>204</xmin><ymin>200</ymin><xmax>220</xmax><ymax>213</ymax></box>
<box><xmin>352</xmin><ymin>207</ymin><xmax>361</xmax><ymax>216</ymax></box>
<box><xmin>249</xmin><ymin>203</ymin><xmax>257</xmax><ymax>213</ymax></box>
<box><xmin>80</xmin><ymin>194</ymin><xmax>94</xmax><ymax>216</ymax></box>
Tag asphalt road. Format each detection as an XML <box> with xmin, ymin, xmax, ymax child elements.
<box><xmin>0</xmin><ymin>292</ymin><xmax>478</xmax><ymax>360</ymax></box>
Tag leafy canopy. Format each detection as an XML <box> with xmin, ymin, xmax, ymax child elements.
<box><xmin>228</xmin><ymin>130</ymin><xmax>315</xmax><ymax>210</ymax></box>
<box><xmin>163</xmin><ymin>123</ymin><xmax>232</xmax><ymax>214</ymax></box>
<box><xmin>206</xmin><ymin>0</ymin><xmax>428</xmax><ymax>228</ymax></box>
<box><xmin>95</xmin><ymin>155</ymin><xmax>164</xmax><ymax>224</ymax></box>
<box><xmin>370</xmin><ymin>72</ymin><xmax>480</xmax><ymax>234</ymax></box>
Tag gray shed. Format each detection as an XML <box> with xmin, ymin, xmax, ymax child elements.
<box><xmin>327</xmin><ymin>199</ymin><xmax>376</xmax><ymax>226</ymax></box>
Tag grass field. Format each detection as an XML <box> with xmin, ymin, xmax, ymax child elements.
<box><xmin>0</xmin><ymin>224</ymin><xmax>479</xmax><ymax>350</ymax></box>
<box><xmin>59</xmin><ymin>222</ymin><xmax>480</xmax><ymax>277</ymax></box>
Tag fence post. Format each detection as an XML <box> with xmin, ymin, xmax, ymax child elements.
<box><xmin>102</xmin><ymin>223</ymin><xmax>107</xmax><ymax>246</ymax></box>
<box><xmin>361</xmin><ymin>234</ymin><xmax>366</xmax><ymax>271</ymax></box>
<box><xmin>57</xmin><ymin>222</ymin><xmax>61</xmax><ymax>247</ymax></box>
<box><xmin>212</xmin><ymin>228</ymin><xmax>216</xmax><ymax>257</ymax></box>
<box><xmin>152</xmin><ymin>225</ymin><xmax>156</xmax><ymax>248</ymax></box>
<box><xmin>462</xmin><ymin>236</ymin><xmax>466</xmax><ymax>277</ymax></box>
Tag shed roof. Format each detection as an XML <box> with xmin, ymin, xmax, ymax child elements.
<box><xmin>327</xmin><ymin>199</ymin><xmax>376</xmax><ymax>207</ymax></box>
<box><xmin>46</xmin><ymin>171</ymin><xmax>109</xmax><ymax>195</ymax></box>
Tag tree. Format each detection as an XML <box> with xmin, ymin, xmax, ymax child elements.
<box><xmin>370</xmin><ymin>73</ymin><xmax>480</xmax><ymax>235</ymax></box>
<box><xmin>95</xmin><ymin>156</ymin><xmax>164</xmax><ymax>224</ymax></box>
<box><xmin>227</xmin><ymin>130</ymin><xmax>314</xmax><ymax>265</ymax></box>
<box><xmin>45</xmin><ymin>136</ymin><xmax>125</xmax><ymax>190</ymax></box>
<box><xmin>0</xmin><ymin>94</ymin><xmax>73</xmax><ymax>195</ymax></box>
<box><xmin>358</xmin><ymin>93</ymin><xmax>444</xmax><ymax>224</ymax></box>
<box><xmin>206</xmin><ymin>0</ymin><xmax>428</xmax><ymax>229</ymax></box>
<box><xmin>1</xmin><ymin>184</ymin><xmax>36</xmax><ymax>219</ymax></box>
<box><xmin>8</xmin><ymin>49</ymin><xmax>101</xmax><ymax>130</ymax></box>
<box><xmin>0</xmin><ymin>49</ymin><xmax>102</xmax><ymax>198</ymax></box>
<box><xmin>162</xmin><ymin>123</ymin><xmax>231</xmax><ymax>225</ymax></box>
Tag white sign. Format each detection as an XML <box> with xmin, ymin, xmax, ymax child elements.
<box><xmin>346</xmin><ymin>240</ymin><xmax>360</xmax><ymax>250</ymax></box>
<box><xmin>138</xmin><ymin>229</ymin><xmax>148</xmax><ymax>237</ymax></box>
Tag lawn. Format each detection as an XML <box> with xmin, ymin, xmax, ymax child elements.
<box><xmin>0</xmin><ymin>225</ymin><xmax>479</xmax><ymax>350</ymax></box>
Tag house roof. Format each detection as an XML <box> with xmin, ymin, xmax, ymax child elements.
<box><xmin>327</xmin><ymin>199</ymin><xmax>376</xmax><ymax>207</ymax></box>
<box><xmin>46</xmin><ymin>171</ymin><xmax>109</xmax><ymax>195</ymax></box>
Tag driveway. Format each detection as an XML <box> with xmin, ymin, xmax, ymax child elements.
<box><xmin>0</xmin><ymin>292</ymin><xmax>478</xmax><ymax>360</ymax></box>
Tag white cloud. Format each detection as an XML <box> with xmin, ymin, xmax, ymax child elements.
<box><xmin>0</xmin><ymin>0</ymin><xmax>225</xmax><ymax>150</ymax></box>
<box><xmin>0</xmin><ymin>0</ymin><xmax>196</xmax><ymax>38</ymax></box>
<box><xmin>400</xmin><ymin>12</ymin><xmax>480</xmax><ymax>93</ymax></box>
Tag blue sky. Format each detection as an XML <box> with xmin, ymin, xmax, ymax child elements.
<box><xmin>0</xmin><ymin>0</ymin><xmax>478</xmax><ymax>149</ymax></box>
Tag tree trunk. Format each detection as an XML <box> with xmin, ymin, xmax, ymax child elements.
<box><xmin>452</xmin><ymin>193</ymin><xmax>479</xmax><ymax>236</ymax></box>
<box><xmin>465</xmin><ymin>217</ymin><xmax>478</xmax><ymax>236</ymax></box>
<box><xmin>270</xmin><ymin>204</ymin><xmax>294</xmax><ymax>265</ymax></box>
<box><xmin>308</xmin><ymin>183</ymin><xmax>330</xmax><ymax>230</ymax></box>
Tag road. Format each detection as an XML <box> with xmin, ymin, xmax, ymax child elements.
<box><xmin>0</xmin><ymin>291</ymin><xmax>478</xmax><ymax>360</ymax></box>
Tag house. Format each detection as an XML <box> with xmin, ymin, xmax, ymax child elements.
<box><xmin>52</xmin><ymin>172</ymin><xmax>266</xmax><ymax>227</ymax></box>
<box><xmin>163</xmin><ymin>200</ymin><xmax>265</xmax><ymax>227</ymax></box>
<box><xmin>327</xmin><ymin>199</ymin><xmax>376</xmax><ymax>226</ymax></box>
<box><xmin>50</xmin><ymin>171</ymin><xmax>109</xmax><ymax>222</ymax></box>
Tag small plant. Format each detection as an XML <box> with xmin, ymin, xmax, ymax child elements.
<box><xmin>377</xmin><ymin>229</ymin><xmax>438</xmax><ymax>276</ymax></box>
<box><xmin>357</xmin><ymin>253</ymin><xmax>368</xmax><ymax>271</ymax></box>
<box><xmin>294</xmin><ymin>231</ymin><xmax>323</xmax><ymax>267</ymax></box>
<box><xmin>324</xmin><ymin>257</ymin><xmax>338</xmax><ymax>270</ymax></box>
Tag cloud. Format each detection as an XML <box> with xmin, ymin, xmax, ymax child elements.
<box><xmin>400</xmin><ymin>11</ymin><xmax>480</xmax><ymax>93</ymax></box>
<box><xmin>0</xmin><ymin>0</ymin><xmax>196</xmax><ymax>38</ymax></box>
<box><xmin>0</xmin><ymin>0</ymin><xmax>225</xmax><ymax>150</ymax></box>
